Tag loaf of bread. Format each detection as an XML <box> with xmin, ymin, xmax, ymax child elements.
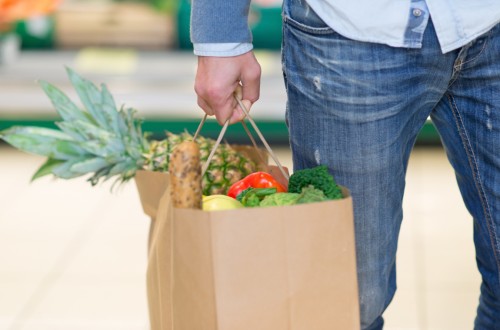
<box><xmin>169</xmin><ymin>141</ymin><xmax>203</xmax><ymax>209</ymax></box>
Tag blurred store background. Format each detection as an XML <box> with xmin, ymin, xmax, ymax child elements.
<box><xmin>0</xmin><ymin>1</ymin><xmax>480</xmax><ymax>329</ymax></box>
<box><xmin>0</xmin><ymin>0</ymin><xmax>439</xmax><ymax>144</ymax></box>
<box><xmin>0</xmin><ymin>0</ymin><xmax>294</xmax><ymax>144</ymax></box>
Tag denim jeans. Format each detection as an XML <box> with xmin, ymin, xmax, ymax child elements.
<box><xmin>282</xmin><ymin>0</ymin><xmax>500</xmax><ymax>329</ymax></box>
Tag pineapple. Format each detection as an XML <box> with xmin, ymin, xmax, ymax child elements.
<box><xmin>142</xmin><ymin>132</ymin><xmax>255</xmax><ymax>194</ymax></box>
<box><xmin>0</xmin><ymin>68</ymin><xmax>256</xmax><ymax>195</ymax></box>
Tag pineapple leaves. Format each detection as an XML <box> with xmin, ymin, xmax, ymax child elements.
<box><xmin>2</xmin><ymin>126</ymin><xmax>70</xmax><ymax>140</ymax></box>
<box><xmin>51</xmin><ymin>159</ymin><xmax>89</xmax><ymax>179</ymax></box>
<box><xmin>64</xmin><ymin>68</ymin><xmax>145</xmax><ymax>159</ymax></box>
<box><xmin>55</xmin><ymin>121</ymin><xmax>88</xmax><ymax>142</ymax></box>
<box><xmin>121</xmin><ymin>107</ymin><xmax>145</xmax><ymax>159</ymax></box>
<box><xmin>101</xmin><ymin>84</ymin><xmax>125</xmax><ymax>139</ymax></box>
<box><xmin>38</xmin><ymin>80</ymin><xmax>92</xmax><ymax>124</ymax></box>
<box><xmin>66</xmin><ymin>67</ymin><xmax>122</xmax><ymax>133</ymax></box>
<box><xmin>31</xmin><ymin>158</ymin><xmax>66</xmax><ymax>181</ymax></box>
<box><xmin>2</xmin><ymin>68</ymin><xmax>150</xmax><ymax>187</ymax></box>
<box><xmin>108</xmin><ymin>160</ymin><xmax>136</xmax><ymax>177</ymax></box>
<box><xmin>62</xmin><ymin>120</ymin><xmax>116</xmax><ymax>144</ymax></box>
<box><xmin>0</xmin><ymin>126</ymin><xmax>86</xmax><ymax>160</ymax></box>
<box><xmin>71</xmin><ymin>158</ymin><xmax>110</xmax><ymax>174</ymax></box>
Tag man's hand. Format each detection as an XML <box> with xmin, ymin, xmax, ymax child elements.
<box><xmin>195</xmin><ymin>51</ymin><xmax>261</xmax><ymax>125</ymax></box>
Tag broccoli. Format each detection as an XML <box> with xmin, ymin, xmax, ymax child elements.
<box><xmin>258</xmin><ymin>186</ymin><xmax>327</xmax><ymax>207</ymax></box>
<box><xmin>295</xmin><ymin>185</ymin><xmax>329</xmax><ymax>204</ymax></box>
<box><xmin>287</xmin><ymin>165</ymin><xmax>343</xmax><ymax>200</ymax></box>
<box><xmin>259</xmin><ymin>192</ymin><xmax>300</xmax><ymax>207</ymax></box>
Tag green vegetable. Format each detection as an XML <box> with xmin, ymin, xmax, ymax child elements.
<box><xmin>237</xmin><ymin>187</ymin><xmax>277</xmax><ymax>207</ymax></box>
<box><xmin>259</xmin><ymin>192</ymin><xmax>300</xmax><ymax>207</ymax></box>
<box><xmin>295</xmin><ymin>185</ymin><xmax>329</xmax><ymax>204</ymax></box>
<box><xmin>259</xmin><ymin>185</ymin><xmax>328</xmax><ymax>207</ymax></box>
<box><xmin>287</xmin><ymin>165</ymin><xmax>343</xmax><ymax>200</ymax></box>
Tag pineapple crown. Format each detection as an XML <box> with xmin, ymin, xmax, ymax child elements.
<box><xmin>0</xmin><ymin>68</ymin><xmax>149</xmax><ymax>185</ymax></box>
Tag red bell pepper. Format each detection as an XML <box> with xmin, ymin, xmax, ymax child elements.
<box><xmin>227</xmin><ymin>172</ymin><xmax>287</xmax><ymax>199</ymax></box>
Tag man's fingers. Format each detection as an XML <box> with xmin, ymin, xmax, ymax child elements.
<box><xmin>241</xmin><ymin>55</ymin><xmax>261</xmax><ymax>103</ymax></box>
<box><xmin>201</xmin><ymin>95</ymin><xmax>253</xmax><ymax>125</ymax></box>
<box><xmin>229</xmin><ymin>99</ymin><xmax>252</xmax><ymax>125</ymax></box>
<box><xmin>199</xmin><ymin>89</ymin><xmax>242</xmax><ymax>125</ymax></box>
<box><xmin>197</xmin><ymin>97</ymin><xmax>214</xmax><ymax>116</ymax></box>
<box><xmin>194</xmin><ymin>52</ymin><xmax>261</xmax><ymax>125</ymax></box>
<box><xmin>213</xmin><ymin>94</ymin><xmax>237</xmax><ymax>125</ymax></box>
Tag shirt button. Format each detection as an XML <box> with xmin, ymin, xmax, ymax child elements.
<box><xmin>413</xmin><ymin>8</ymin><xmax>422</xmax><ymax>17</ymax></box>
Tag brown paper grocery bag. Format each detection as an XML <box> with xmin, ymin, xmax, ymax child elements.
<box><xmin>135</xmin><ymin>170</ymin><xmax>170</xmax><ymax>250</ymax></box>
<box><xmin>135</xmin><ymin>171</ymin><xmax>360</xmax><ymax>330</ymax></box>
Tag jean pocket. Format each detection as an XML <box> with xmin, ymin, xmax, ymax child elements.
<box><xmin>283</xmin><ymin>1</ymin><xmax>335</xmax><ymax>35</ymax></box>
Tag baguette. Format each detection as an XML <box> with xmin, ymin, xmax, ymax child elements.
<box><xmin>169</xmin><ymin>141</ymin><xmax>203</xmax><ymax>209</ymax></box>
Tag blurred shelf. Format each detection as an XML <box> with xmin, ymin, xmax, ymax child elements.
<box><xmin>54</xmin><ymin>2</ymin><xmax>175</xmax><ymax>49</ymax></box>
<box><xmin>0</xmin><ymin>49</ymin><xmax>286</xmax><ymax>119</ymax></box>
<box><xmin>0</xmin><ymin>117</ymin><xmax>441</xmax><ymax>146</ymax></box>
<box><xmin>0</xmin><ymin>50</ymin><xmax>441</xmax><ymax>145</ymax></box>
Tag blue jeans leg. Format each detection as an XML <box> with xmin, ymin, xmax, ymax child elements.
<box><xmin>430</xmin><ymin>23</ymin><xmax>500</xmax><ymax>329</ymax></box>
<box><xmin>281</xmin><ymin>0</ymin><xmax>468</xmax><ymax>328</ymax></box>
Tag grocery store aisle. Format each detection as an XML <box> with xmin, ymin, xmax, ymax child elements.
<box><xmin>0</xmin><ymin>145</ymin><xmax>480</xmax><ymax>330</ymax></box>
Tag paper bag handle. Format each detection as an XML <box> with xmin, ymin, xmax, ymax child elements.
<box><xmin>193</xmin><ymin>94</ymin><xmax>289</xmax><ymax>182</ymax></box>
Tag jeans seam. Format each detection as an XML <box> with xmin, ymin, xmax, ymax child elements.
<box><xmin>447</xmin><ymin>93</ymin><xmax>500</xmax><ymax>279</ymax></box>
<box><xmin>281</xmin><ymin>15</ymin><xmax>291</xmax><ymax>132</ymax></box>
<box><xmin>449</xmin><ymin>30</ymin><xmax>491</xmax><ymax>88</ymax></box>
<box><xmin>281</xmin><ymin>15</ymin><xmax>288</xmax><ymax>95</ymax></box>
<box><xmin>461</xmin><ymin>31</ymin><xmax>490</xmax><ymax>68</ymax></box>
<box><xmin>448</xmin><ymin>64</ymin><xmax>462</xmax><ymax>89</ymax></box>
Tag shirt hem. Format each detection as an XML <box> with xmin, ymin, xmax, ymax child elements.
<box><xmin>440</xmin><ymin>21</ymin><xmax>500</xmax><ymax>53</ymax></box>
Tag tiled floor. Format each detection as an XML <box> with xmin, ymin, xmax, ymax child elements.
<box><xmin>0</xmin><ymin>145</ymin><xmax>481</xmax><ymax>330</ymax></box>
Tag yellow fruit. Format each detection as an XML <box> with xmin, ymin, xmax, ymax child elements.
<box><xmin>202</xmin><ymin>195</ymin><xmax>244</xmax><ymax>211</ymax></box>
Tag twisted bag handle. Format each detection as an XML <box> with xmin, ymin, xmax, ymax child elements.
<box><xmin>193</xmin><ymin>93</ymin><xmax>289</xmax><ymax>182</ymax></box>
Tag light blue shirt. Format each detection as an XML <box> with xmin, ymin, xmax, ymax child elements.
<box><xmin>191</xmin><ymin>0</ymin><xmax>500</xmax><ymax>56</ymax></box>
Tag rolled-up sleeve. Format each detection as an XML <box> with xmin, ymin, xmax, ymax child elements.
<box><xmin>190</xmin><ymin>0</ymin><xmax>252</xmax><ymax>44</ymax></box>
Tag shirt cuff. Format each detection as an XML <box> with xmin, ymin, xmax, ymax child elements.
<box><xmin>193</xmin><ymin>43</ymin><xmax>253</xmax><ymax>57</ymax></box>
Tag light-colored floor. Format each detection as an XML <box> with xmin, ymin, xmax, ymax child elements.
<box><xmin>0</xmin><ymin>145</ymin><xmax>481</xmax><ymax>330</ymax></box>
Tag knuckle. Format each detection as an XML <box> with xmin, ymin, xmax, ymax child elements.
<box><xmin>194</xmin><ymin>82</ymin><xmax>206</xmax><ymax>97</ymax></box>
<box><xmin>204</xmin><ymin>85</ymin><xmax>226</xmax><ymax>101</ymax></box>
<box><xmin>251</xmin><ymin>62</ymin><xmax>262</xmax><ymax>76</ymax></box>
<box><xmin>246</xmin><ymin>69</ymin><xmax>261</xmax><ymax>82</ymax></box>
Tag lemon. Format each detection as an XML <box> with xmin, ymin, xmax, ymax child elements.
<box><xmin>202</xmin><ymin>195</ymin><xmax>244</xmax><ymax>211</ymax></box>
